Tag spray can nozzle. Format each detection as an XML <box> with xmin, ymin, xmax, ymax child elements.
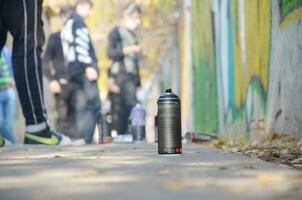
<box><xmin>165</xmin><ymin>89</ymin><xmax>172</xmax><ymax>93</ymax></box>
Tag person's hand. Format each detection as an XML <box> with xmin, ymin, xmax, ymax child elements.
<box><xmin>123</xmin><ymin>45</ymin><xmax>142</xmax><ymax>55</ymax></box>
<box><xmin>108</xmin><ymin>77</ymin><xmax>120</xmax><ymax>94</ymax></box>
<box><xmin>10</xmin><ymin>80</ymin><xmax>16</xmax><ymax>87</ymax></box>
<box><xmin>85</xmin><ymin>67</ymin><xmax>98</xmax><ymax>81</ymax></box>
<box><xmin>49</xmin><ymin>80</ymin><xmax>61</xmax><ymax>94</ymax></box>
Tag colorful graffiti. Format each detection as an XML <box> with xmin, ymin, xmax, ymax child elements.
<box><xmin>183</xmin><ymin>0</ymin><xmax>302</xmax><ymax>137</ymax></box>
<box><xmin>279</xmin><ymin>0</ymin><xmax>302</xmax><ymax>28</ymax></box>
<box><xmin>280</xmin><ymin>0</ymin><xmax>302</xmax><ymax>20</ymax></box>
<box><xmin>179</xmin><ymin>0</ymin><xmax>194</xmax><ymax>134</ymax></box>
<box><xmin>189</xmin><ymin>0</ymin><xmax>270</xmax><ymax>136</ymax></box>
<box><xmin>267</xmin><ymin>0</ymin><xmax>302</xmax><ymax>137</ymax></box>
<box><xmin>227</xmin><ymin>0</ymin><xmax>270</xmax><ymax>134</ymax></box>
<box><xmin>191</xmin><ymin>0</ymin><xmax>218</xmax><ymax>134</ymax></box>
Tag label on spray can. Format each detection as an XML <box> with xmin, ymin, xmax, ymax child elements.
<box><xmin>158</xmin><ymin>102</ymin><xmax>182</xmax><ymax>154</ymax></box>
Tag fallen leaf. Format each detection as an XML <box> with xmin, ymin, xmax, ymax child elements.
<box><xmin>157</xmin><ymin>169</ymin><xmax>172</xmax><ymax>176</ymax></box>
<box><xmin>291</xmin><ymin>157</ymin><xmax>302</xmax><ymax>164</ymax></box>
<box><xmin>257</xmin><ymin>173</ymin><xmax>284</xmax><ymax>184</ymax></box>
<box><xmin>81</xmin><ymin>168</ymin><xmax>100</xmax><ymax>177</ymax></box>
<box><xmin>296</xmin><ymin>139</ymin><xmax>302</xmax><ymax>150</ymax></box>
<box><xmin>162</xmin><ymin>180</ymin><xmax>187</xmax><ymax>191</ymax></box>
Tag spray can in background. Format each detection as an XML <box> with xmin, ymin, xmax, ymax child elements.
<box><xmin>130</xmin><ymin>103</ymin><xmax>146</xmax><ymax>142</ymax></box>
<box><xmin>154</xmin><ymin>115</ymin><xmax>158</xmax><ymax>143</ymax></box>
<box><xmin>157</xmin><ymin>89</ymin><xmax>182</xmax><ymax>154</ymax></box>
<box><xmin>98</xmin><ymin>109</ymin><xmax>112</xmax><ymax>144</ymax></box>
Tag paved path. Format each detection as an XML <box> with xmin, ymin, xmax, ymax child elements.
<box><xmin>0</xmin><ymin>144</ymin><xmax>301</xmax><ymax>200</ymax></box>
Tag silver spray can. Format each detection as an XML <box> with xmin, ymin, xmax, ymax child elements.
<box><xmin>157</xmin><ymin>89</ymin><xmax>182</xmax><ymax>154</ymax></box>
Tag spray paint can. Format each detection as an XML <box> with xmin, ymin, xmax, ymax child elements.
<box><xmin>157</xmin><ymin>89</ymin><xmax>182</xmax><ymax>154</ymax></box>
<box><xmin>154</xmin><ymin>115</ymin><xmax>158</xmax><ymax>143</ymax></box>
<box><xmin>98</xmin><ymin>109</ymin><xmax>112</xmax><ymax>144</ymax></box>
<box><xmin>130</xmin><ymin>103</ymin><xmax>146</xmax><ymax>142</ymax></box>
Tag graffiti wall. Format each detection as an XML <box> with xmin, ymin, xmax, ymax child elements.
<box><xmin>179</xmin><ymin>0</ymin><xmax>194</xmax><ymax>134</ymax></box>
<box><xmin>267</xmin><ymin>0</ymin><xmax>302</xmax><ymax>137</ymax></box>
<box><xmin>181</xmin><ymin>0</ymin><xmax>302</xmax><ymax>138</ymax></box>
<box><xmin>191</xmin><ymin>0</ymin><xmax>218</xmax><ymax>134</ymax></box>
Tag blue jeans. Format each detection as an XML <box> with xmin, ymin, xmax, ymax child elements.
<box><xmin>0</xmin><ymin>87</ymin><xmax>16</xmax><ymax>143</ymax></box>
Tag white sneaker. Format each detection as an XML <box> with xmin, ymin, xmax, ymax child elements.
<box><xmin>72</xmin><ymin>138</ymin><xmax>87</xmax><ymax>146</ymax></box>
<box><xmin>55</xmin><ymin>132</ymin><xmax>72</xmax><ymax>145</ymax></box>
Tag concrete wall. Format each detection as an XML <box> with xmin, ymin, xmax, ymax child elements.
<box><xmin>180</xmin><ymin>0</ymin><xmax>302</xmax><ymax>138</ymax></box>
<box><xmin>267</xmin><ymin>0</ymin><xmax>302</xmax><ymax>137</ymax></box>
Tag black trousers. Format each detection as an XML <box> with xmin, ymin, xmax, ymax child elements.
<box><xmin>109</xmin><ymin>92</ymin><xmax>127</xmax><ymax>135</ymax></box>
<box><xmin>70</xmin><ymin>76</ymin><xmax>101</xmax><ymax>143</ymax></box>
<box><xmin>0</xmin><ymin>0</ymin><xmax>46</xmax><ymax>126</ymax></box>
<box><xmin>53</xmin><ymin>90</ymin><xmax>74</xmax><ymax>136</ymax></box>
<box><xmin>110</xmin><ymin>73</ymin><xmax>139</xmax><ymax>135</ymax></box>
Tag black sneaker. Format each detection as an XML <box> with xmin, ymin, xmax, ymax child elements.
<box><xmin>25</xmin><ymin>129</ymin><xmax>72</xmax><ymax>145</ymax></box>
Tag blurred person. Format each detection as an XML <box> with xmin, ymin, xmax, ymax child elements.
<box><xmin>107</xmin><ymin>3</ymin><xmax>142</xmax><ymax>135</ymax></box>
<box><xmin>0</xmin><ymin>0</ymin><xmax>71</xmax><ymax>146</ymax></box>
<box><xmin>61</xmin><ymin>0</ymin><xmax>101</xmax><ymax>144</ymax></box>
<box><xmin>43</xmin><ymin>7</ymin><xmax>75</xmax><ymax>137</ymax></box>
<box><xmin>0</xmin><ymin>47</ymin><xmax>16</xmax><ymax>143</ymax></box>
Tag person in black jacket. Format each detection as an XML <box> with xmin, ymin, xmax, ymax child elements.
<box><xmin>61</xmin><ymin>0</ymin><xmax>101</xmax><ymax>144</ymax></box>
<box><xmin>43</xmin><ymin>30</ymin><xmax>76</xmax><ymax>137</ymax></box>
<box><xmin>107</xmin><ymin>3</ymin><xmax>142</xmax><ymax>135</ymax></box>
<box><xmin>43</xmin><ymin>7</ymin><xmax>75</xmax><ymax>137</ymax></box>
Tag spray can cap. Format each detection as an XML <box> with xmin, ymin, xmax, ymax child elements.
<box><xmin>158</xmin><ymin>88</ymin><xmax>180</xmax><ymax>103</ymax></box>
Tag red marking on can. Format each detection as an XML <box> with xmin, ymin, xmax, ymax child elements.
<box><xmin>99</xmin><ymin>139</ymin><xmax>112</xmax><ymax>144</ymax></box>
<box><xmin>176</xmin><ymin>147</ymin><xmax>182</xmax><ymax>154</ymax></box>
<box><xmin>192</xmin><ymin>132</ymin><xmax>196</xmax><ymax>142</ymax></box>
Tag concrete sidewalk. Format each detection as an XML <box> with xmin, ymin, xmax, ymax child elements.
<box><xmin>0</xmin><ymin>144</ymin><xmax>301</xmax><ymax>200</ymax></box>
